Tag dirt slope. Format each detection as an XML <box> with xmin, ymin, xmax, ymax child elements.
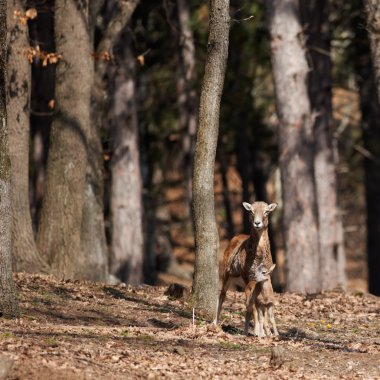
<box><xmin>0</xmin><ymin>273</ymin><xmax>379</xmax><ymax>379</ymax></box>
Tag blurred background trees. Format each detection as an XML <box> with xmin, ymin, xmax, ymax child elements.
<box><xmin>2</xmin><ymin>0</ymin><xmax>379</xmax><ymax>297</ymax></box>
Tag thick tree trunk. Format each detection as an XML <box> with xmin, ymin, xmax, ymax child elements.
<box><xmin>109</xmin><ymin>34</ymin><xmax>144</xmax><ymax>284</ymax></box>
<box><xmin>267</xmin><ymin>0</ymin><xmax>320</xmax><ymax>293</ymax></box>
<box><xmin>0</xmin><ymin>0</ymin><xmax>19</xmax><ymax>317</ymax></box>
<box><xmin>357</xmin><ymin>2</ymin><xmax>380</xmax><ymax>295</ymax></box>
<box><xmin>191</xmin><ymin>0</ymin><xmax>230</xmax><ymax>317</ymax></box>
<box><xmin>300</xmin><ymin>0</ymin><xmax>346</xmax><ymax>289</ymax></box>
<box><xmin>176</xmin><ymin>0</ymin><xmax>197</xmax><ymax>218</ymax></box>
<box><xmin>36</xmin><ymin>0</ymin><xmax>92</xmax><ymax>279</ymax></box>
<box><xmin>6</xmin><ymin>0</ymin><xmax>47</xmax><ymax>273</ymax></box>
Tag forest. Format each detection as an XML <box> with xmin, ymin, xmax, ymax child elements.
<box><xmin>0</xmin><ymin>0</ymin><xmax>379</xmax><ymax>379</ymax></box>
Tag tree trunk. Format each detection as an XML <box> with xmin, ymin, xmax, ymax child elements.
<box><xmin>36</xmin><ymin>0</ymin><xmax>92</xmax><ymax>279</ymax></box>
<box><xmin>357</xmin><ymin>2</ymin><xmax>380</xmax><ymax>295</ymax></box>
<box><xmin>300</xmin><ymin>0</ymin><xmax>346</xmax><ymax>289</ymax></box>
<box><xmin>176</xmin><ymin>0</ymin><xmax>197</xmax><ymax>218</ymax></box>
<box><xmin>78</xmin><ymin>2</ymin><xmax>109</xmax><ymax>283</ymax></box>
<box><xmin>0</xmin><ymin>0</ymin><xmax>19</xmax><ymax>317</ymax></box>
<box><xmin>267</xmin><ymin>0</ymin><xmax>320</xmax><ymax>293</ymax></box>
<box><xmin>28</xmin><ymin>1</ymin><xmax>55</xmax><ymax>232</ymax></box>
<box><xmin>109</xmin><ymin>33</ymin><xmax>144</xmax><ymax>284</ymax></box>
<box><xmin>6</xmin><ymin>0</ymin><xmax>47</xmax><ymax>273</ymax></box>
<box><xmin>191</xmin><ymin>0</ymin><xmax>230</xmax><ymax>317</ymax></box>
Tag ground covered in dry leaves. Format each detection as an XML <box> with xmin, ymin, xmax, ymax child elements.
<box><xmin>0</xmin><ymin>273</ymin><xmax>379</xmax><ymax>379</ymax></box>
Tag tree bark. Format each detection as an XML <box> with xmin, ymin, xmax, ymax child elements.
<box><xmin>176</xmin><ymin>0</ymin><xmax>197</xmax><ymax>218</ymax></box>
<box><xmin>300</xmin><ymin>0</ymin><xmax>346</xmax><ymax>289</ymax></box>
<box><xmin>191</xmin><ymin>0</ymin><xmax>230</xmax><ymax>317</ymax></box>
<box><xmin>109</xmin><ymin>33</ymin><xmax>144</xmax><ymax>284</ymax></box>
<box><xmin>36</xmin><ymin>0</ymin><xmax>92</xmax><ymax>279</ymax></box>
<box><xmin>357</xmin><ymin>2</ymin><xmax>380</xmax><ymax>295</ymax></box>
<box><xmin>267</xmin><ymin>0</ymin><xmax>320</xmax><ymax>293</ymax></box>
<box><xmin>0</xmin><ymin>0</ymin><xmax>19</xmax><ymax>317</ymax></box>
<box><xmin>6</xmin><ymin>0</ymin><xmax>47</xmax><ymax>273</ymax></box>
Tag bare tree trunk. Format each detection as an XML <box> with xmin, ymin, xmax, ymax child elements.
<box><xmin>109</xmin><ymin>34</ymin><xmax>144</xmax><ymax>284</ymax></box>
<box><xmin>88</xmin><ymin>0</ymin><xmax>140</xmax><ymax>283</ymax></box>
<box><xmin>267</xmin><ymin>0</ymin><xmax>320</xmax><ymax>293</ymax></box>
<box><xmin>6</xmin><ymin>0</ymin><xmax>47</xmax><ymax>272</ymax></box>
<box><xmin>191</xmin><ymin>0</ymin><xmax>230</xmax><ymax>317</ymax></box>
<box><xmin>0</xmin><ymin>0</ymin><xmax>19</xmax><ymax>317</ymax></box>
<box><xmin>28</xmin><ymin>1</ymin><xmax>55</xmax><ymax>232</ymax></box>
<box><xmin>300</xmin><ymin>0</ymin><xmax>346</xmax><ymax>289</ymax></box>
<box><xmin>36</xmin><ymin>0</ymin><xmax>92</xmax><ymax>279</ymax></box>
<box><xmin>176</xmin><ymin>0</ymin><xmax>197</xmax><ymax>218</ymax></box>
<box><xmin>78</xmin><ymin>2</ymin><xmax>109</xmax><ymax>282</ymax></box>
<box><xmin>357</xmin><ymin>2</ymin><xmax>380</xmax><ymax>295</ymax></box>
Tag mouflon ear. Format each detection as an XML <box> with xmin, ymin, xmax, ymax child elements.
<box><xmin>267</xmin><ymin>264</ymin><xmax>276</xmax><ymax>274</ymax></box>
<box><xmin>267</xmin><ymin>203</ymin><xmax>277</xmax><ymax>213</ymax></box>
<box><xmin>242</xmin><ymin>202</ymin><xmax>252</xmax><ymax>211</ymax></box>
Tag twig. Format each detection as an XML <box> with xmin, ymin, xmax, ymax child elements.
<box><xmin>232</xmin><ymin>15</ymin><xmax>254</xmax><ymax>23</ymax></box>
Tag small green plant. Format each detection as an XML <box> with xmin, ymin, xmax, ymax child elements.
<box><xmin>219</xmin><ymin>342</ymin><xmax>241</xmax><ymax>350</ymax></box>
<box><xmin>120</xmin><ymin>330</ymin><xmax>129</xmax><ymax>337</ymax></box>
<box><xmin>1</xmin><ymin>332</ymin><xmax>14</xmax><ymax>339</ymax></box>
<box><xmin>45</xmin><ymin>337</ymin><xmax>58</xmax><ymax>346</ymax></box>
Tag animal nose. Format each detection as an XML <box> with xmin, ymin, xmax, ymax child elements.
<box><xmin>254</xmin><ymin>220</ymin><xmax>261</xmax><ymax>227</ymax></box>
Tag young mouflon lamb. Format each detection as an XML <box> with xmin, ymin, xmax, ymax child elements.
<box><xmin>247</xmin><ymin>263</ymin><xmax>279</xmax><ymax>338</ymax></box>
<box><xmin>214</xmin><ymin>201</ymin><xmax>277</xmax><ymax>336</ymax></box>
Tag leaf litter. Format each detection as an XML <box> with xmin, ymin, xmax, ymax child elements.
<box><xmin>0</xmin><ymin>273</ymin><xmax>379</xmax><ymax>379</ymax></box>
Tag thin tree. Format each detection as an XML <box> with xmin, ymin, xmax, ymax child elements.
<box><xmin>7</xmin><ymin>0</ymin><xmax>47</xmax><ymax>273</ymax></box>
<box><xmin>108</xmin><ymin>31</ymin><xmax>144</xmax><ymax>284</ymax></box>
<box><xmin>176</xmin><ymin>0</ymin><xmax>197</xmax><ymax>218</ymax></box>
<box><xmin>36</xmin><ymin>0</ymin><xmax>93</xmax><ymax>279</ymax></box>
<box><xmin>191</xmin><ymin>0</ymin><xmax>230</xmax><ymax>317</ymax></box>
<box><xmin>358</xmin><ymin>1</ymin><xmax>380</xmax><ymax>295</ymax></box>
<box><xmin>92</xmin><ymin>0</ymin><xmax>143</xmax><ymax>283</ymax></box>
<box><xmin>267</xmin><ymin>0</ymin><xmax>320</xmax><ymax>293</ymax></box>
<box><xmin>0</xmin><ymin>0</ymin><xmax>19</xmax><ymax>317</ymax></box>
<box><xmin>300</xmin><ymin>0</ymin><xmax>346</xmax><ymax>289</ymax></box>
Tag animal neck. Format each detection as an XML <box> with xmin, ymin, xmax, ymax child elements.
<box><xmin>250</xmin><ymin>227</ymin><xmax>269</xmax><ymax>247</ymax></box>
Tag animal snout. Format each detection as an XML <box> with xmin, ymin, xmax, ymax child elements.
<box><xmin>254</xmin><ymin>220</ymin><xmax>263</xmax><ymax>228</ymax></box>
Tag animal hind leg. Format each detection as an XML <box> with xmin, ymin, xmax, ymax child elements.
<box><xmin>214</xmin><ymin>273</ymin><xmax>231</xmax><ymax>325</ymax></box>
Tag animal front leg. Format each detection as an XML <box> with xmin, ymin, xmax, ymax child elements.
<box><xmin>253</xmin><ymin>304</ymin><xmax>260</xmax><ymax>336</ymax></box>
<box><xmin>257</xmin><ymin>305</ymin><xmax>266</xmax><ymax>338</ymax></box>
<box><xmin>263</xmin><ymin>307</ymin><xmax>272</xmax><ymax>337</ymax></box>
<box><xmin>244</xmin><ymin>282</ymin><xmax>256</xmax><ymax>336</ymax></box>
<box><xmin>268</xmin><ymin>304</ymin><xmax>279</xmax><ymax>336</ymax></box>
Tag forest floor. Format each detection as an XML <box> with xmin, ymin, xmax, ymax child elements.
<box><xmin>1</xmin><ymin>273</ymin><xmax>379</xmax><ymax>379</ymax></box>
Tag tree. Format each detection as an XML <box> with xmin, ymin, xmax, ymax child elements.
<box><xmin>300</xmin><ymin>0</ymin><xmax>346</xmax><ymax>289</ymax></box>
<box><xmin>176</xmin><ymin>0</ymin><xmax>197</xmax><ymax>218</ymax></box>
<box><xmin>191</xmin><ymin>0</ymin><xmax>230</xmax><ymax>317</ymax></box>
<box><xmin>108</xmin><ymin>31</ymin><xmax>144</xmax><ymax>284</ymax></box>
<box><xmin>0</xmin><ymin>0</ymin><xmax>19</xmax><ymax>317</ymax></box>
<box><xmin>90</xmin><ymin>0</ymin><xmax>143</xmax><ymax>283</ymax></box>
<box><xmin>7</xmin><ymin>0</ymin><xmax>47</xmax><ymax>273</ymax></box>
<box><xmin>356</xmin><ymin>1</ymin><xmax>380</xmax><ymax>295</ymax></box>
<box><xmin>267</xmin><ymin>0</ymin><xmax>320</xmax><ymax>293</ymax></box>
<box><xmin>36</xmin><ymin>0</ymin><xmax>93</xmax><ymax>279</ymax></box>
